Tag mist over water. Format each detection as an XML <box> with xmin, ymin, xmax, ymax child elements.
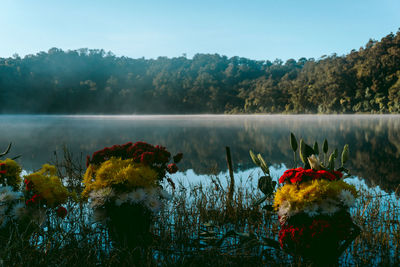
<box><xmin>1</xmin><ymin>114</ymin><xmax>399</xmax><ymax>193</ymax></box>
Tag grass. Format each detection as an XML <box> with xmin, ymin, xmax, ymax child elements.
<box><xmin>0</xmin><ymin>150</ymin><xmax>399</xmax><ymax>266</ymax></box>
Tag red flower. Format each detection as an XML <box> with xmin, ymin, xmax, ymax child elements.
<box><xmin>24</xmin><ymin>179</ymin><xmax>34</xmax><ymax>191</ymax></box>
<box><xmin>279</xmin><ymin>167</ymin><xmax>304</xmax><ymax>184</ymax></box>
<box><xmin>333</xmin><ymin>171</ymin><xmax>343</xmax><ymax>179</ymax></box>
<box><xmin>316</xmin><ymin>170</ymin><xmax>337</xmax><ymax>181</ymax></box>
<box><xmin>167</xmin><ymin>163</ymin><xmax>178</xmax><ymax>174</ymax></box>
<box><xmin>0</xmin><ymin>163</ymin><xmax>6</xmax><ymax>175</ymax></box>
<box><xmin>56</xmin><ymin>206</ymin><xmax>68</xmax><ymax>219</ymax></box>
<box><xmin>26</xmin><ymin>194</ymin><xmax>43</xmax><ymax>206</ymax></box>
<box><xmin>141</xmin><ymin>152</ymin><xmax>155</xmax><ymax>164</ymax></box>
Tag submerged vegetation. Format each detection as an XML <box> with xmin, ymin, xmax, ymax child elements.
<box><xmin>1</xmin><ymin>31</ymin><xmax>400</xmax><ymax>114</ymax></box>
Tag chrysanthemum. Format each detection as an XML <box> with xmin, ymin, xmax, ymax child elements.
<box><xmin>278</xmin><ymin>201</ymin><xmax>292</xmax><ymax>218</ymax></box>
<box><xmin>320</xmin><ymin>200</ymin><xmax>339</xmax><ymax>215</ymax></box>
<box><xmin>10</xmin><ymin>202</ymin><xmax>26</xmax><ymax>220</ymax></box>
<box><xmin>89</xmin><ymin>187</ymin><xmax>114</xmax><ymax>208</ymax></box>
<box><xmin>115</xmin><ymin>193</ymin><xmax>129</xmax><ymax>206</ymax></box>
<box><xmin>92</xmin><ymin>208</ymin><xmax>107</xmax><ymax>223</ymax></box>
<box><xmin>146</xmin><ymin>187</ymin><xmax>158</xmax><ymax>198</ymax></box>
<box><xmin>159</xmin><ymin>189</ymin><xmax>172</xmax><ymax>200</ymax></box>
<box><xmin>0</xmin><ymin>186</ymin><xmax>14</xmax><ymax>194</ymax></box>
<box><xmin>0</xmin><ymin>190</ymin><xmax>22</xmax><ymax>203</ymax></box>
<box><xmin>128</xmin><ymin>188</ymin><xmax>147</xmax><ymax>203</ymax></box>
<box><xmin>339</xmin><ymin>189</ymin><xmax>356</xmax><ymax>207</ymax></box>
<box><xmin>304</xmin><ymin>203</ymin><xmax>319</xmax><ymax>217</ymax></box>
<box><xmin>145</xmin><ymin>197</ymin><xmax>161</xmax><ymax>213</ymax></box>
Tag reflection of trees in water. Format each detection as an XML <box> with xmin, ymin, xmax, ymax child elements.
<box><xmin>0</xmin><ymin>115</ymin><xmax>399</xmax><ymax>192</ymax></box>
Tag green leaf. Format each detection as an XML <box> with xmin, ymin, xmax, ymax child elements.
<box><xmin>252</xmin><ymin>195</ymin><xmax>268</xmax><ymax>206</ymax></box>
<box><xmin>262</xmin><ymin>204</ymin><xmax>274</xmax><ymax>211</ymax></box>
<box><xmin>341</xmin><ymin>144</ymin><xmax>349</xmax><ymax>166</ymax></box>
<box><xmin>300</xmin><ymin>139</ymin><xmax>314</xmax><ymax>168</ymax></box>
<box><xmin>333</xmin><ymin>148</ymin><xmax>338</xmax><ymax>158</ymax></box>
<box><xmin>257</xmin><ymin>154</ymin><xmax>270</xmax><ymax>175</ymax></box>
<box><xmin>323</xmin><ymin>139</ymin><xmax>328</xmax><ymax>154</ymax></box>
<box><xmin>328</xmin><ymin>153</ymin><xmax>335</xmax><ymax>170</ymax></box>
<box><xmin>258</xmin><ymin>175</ymin><xmax>274</xmax><ymax>196</ymax></box>
<box><xmin>336</xmin><ymin>166</ymin><xmax>349</xmax><ymax>174</ymax></box>
<box><xmin>249</xmin><ymin>150</ymin><xmax>260</xmax><ymax>166</ymax></box>
<box><xmin>290</xmin><ymin>133</ymin><xmax>298</xmax><ymax>152</ymax></box>
<box><xmin>313</xmin><ymin>141</ymin><xmax>319</xmax><ymax>155</ymax></box>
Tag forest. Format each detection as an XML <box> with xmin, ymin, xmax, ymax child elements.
<box><xmin>0</xmin><ymin>30</ymin><xmax>399</xmax><ymax>114</ymax></box>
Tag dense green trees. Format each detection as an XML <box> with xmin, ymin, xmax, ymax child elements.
<box><xmin>0</xmin><ymin>30</ymin><xmax>399</xmax><ymax>114</ymax></box>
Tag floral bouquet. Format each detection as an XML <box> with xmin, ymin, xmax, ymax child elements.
<box><xmin>277</xmin><ymin>135</ymin><xmax>360</xmax><ymax>263</ymax></box>
<box><xmin>1</xmin><ymin>160</ymin><xmax>69</xmax><ymax>243</ymax></box>
<box><xmin>251</xmin><ymin>134</ymin><xmax>360</xmax><ymax>264</ymax></box>
<box><xmin>83</xmin><ymin>141</ymin><xmax>182</xmax><ymax>248</ymax></box>
<box><xmin>23</xmin><ymin>164</ymin><xmax>70</xmax><ymax>223</ymax></box>
<box><xmin>0</xmin><ymin>159</ymin><xmax>30</xmax><ymax>241</ymax></box>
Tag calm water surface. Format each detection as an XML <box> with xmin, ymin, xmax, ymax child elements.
<box><xmin>0</xmin><ymin>115</ymin><xmax>399</xmax><ymax>193</ymax></box>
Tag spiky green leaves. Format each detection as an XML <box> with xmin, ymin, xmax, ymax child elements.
<box><xmin>313</xmin><ymin>141</ymin><xmax>319</xmax><ymax>155</ymax></box>
<box><xmin>342</xmin><ymin>144</ymin><xmax>349</xmax><ymax>166</ymax></box>
<box><xmin>290</xmin><ymin>133</ymin><xmax>298</xmax><ymax>152</ymax></box>
<box><xmin>300</xmin><ymin>139</ymin><xmax>315</xmax><ymax>169</ymax></box>
<box><xmin>249</xmin><ymin>150</ymin><xmax>260</xmax><ymax>166</ymax></box>
<box><xmin>323</xmin><ymin>139</ymin><xmax>328</xmax><ymax>154</ymax></box>
<box><xmin>249</xmin><ymin>150</ymin><xmax>269</xmax><ymax>175</ymax></box>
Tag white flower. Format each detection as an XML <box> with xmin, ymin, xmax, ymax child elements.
<box><xmin>92</xmin><ymin>208</ymin><xmax>107</xmax><ymax>223</ymax></box>
<box><xmin>145</xmin><ymin>197</ymin><xmax>162</xmax><ymax>213</ymax></box>
<box><xmin>146</xmin><ymin>187</ymin><xmax>158</xmax><ymax>198</ymax></box>
<box><xmin>339</xmin><ymin>190</ymin><xmax>356</xmax><ymax>207</ymax></box>
<box><xmin>0</xmin><ymin>190</ymin><xmax>22</xmax><ymax>203</ymax></box>
<box><xmin>10</xmin><ymin>202</ymin><xmax>26</xmax><ymax>220</ymax></box>
<box><xmin>115</xmin><ymin>193</ymin><xmax>129</xmax><ymax>206</ymax></box>
<box><xmin>304</xmin><ymin>203</ymin><xmax>319</xmax><ymax>217</ymax></box>
<box><xmin>278</xmin><ymin>201</ymin><xmax>296</xmax><ymax>224</ymax></box>
<box><xmin>89</xmin><ymin>187</ymin><xmax>114</xmax><ymax>208</ymax></box>
<box><xmin>307</xmin><ymin>154</ymin><xmax>321</xmax><ymax>170</ymax></box>
<box><xmin>0</xmin><ymin>186</ymin><xmax>13</xmax><ymax>194</ymax></box>
<box><xmin>128</xmin><ymin>188</ymin><xmax>147</xmax><ymax>203</ymax></box>
<box><xmin>320</xmin><ymin>199</ymin><xmax>339</xmax><ymax>215</ymax></box>
<box><xmin>159</xmin><ymin>189</ymin><xmax>172</xmax><ymax>200</ymax></box>
<box><xmin>278</xmin><ymin>201</ymin><xmax>292</xmax><ymax>218</ymax></box>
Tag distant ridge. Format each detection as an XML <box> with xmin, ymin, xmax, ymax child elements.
<box><xmin>0</xmin><ymin>30</ymin><xmax>399</xmax><ymax>114</ymax></box>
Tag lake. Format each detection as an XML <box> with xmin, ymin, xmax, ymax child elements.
<box><xmin>0</xmin><ymin>114</ymin><xmax>399</xmax><ymax>193</ymax></box>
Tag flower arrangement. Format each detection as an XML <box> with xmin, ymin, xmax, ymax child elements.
<box><xmin>83</xmin><ymin>141</ymin><xmax>181</xmax><ymax>248</ymax></box>
<box><xmin>23</xmin><ymin>164</ymin><xmax>70</xmax><ymax>220</ymax></box>
<box><xmin>0</xmin><ymin>158</ymin><xmax>22</xmax><ymax>190</ymax></box>
<box><xmin>251</xmin><ymin>134</ymin><xmax>360</xmax><ymax>263</ymax></box>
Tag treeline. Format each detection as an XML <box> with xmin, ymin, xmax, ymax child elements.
<box><xmin>1</xmin><ymin>30</ymin><xmax>400</xmax><ymax>114</ymax></box>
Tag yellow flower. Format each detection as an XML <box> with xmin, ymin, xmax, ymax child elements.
<box><xmin>82</xmin><ymin>157</ymin><xmax>158</xmax><ymax>198</ymax></box>
<box><xmin>0</xmin><ymin>158</ymin><xmax>22</xmax><ymax>190</ymax></box>
<box><xmin>24</xmin><ymin>164</ymin><xmax>69</xmax><ymax>207</ymax></box>
<box><xmin>273</xmin><ymin>179</ymin><xmax>357</xmax><ymax>213</ymax></box>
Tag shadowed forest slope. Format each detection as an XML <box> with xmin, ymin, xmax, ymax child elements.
<box><xmin>1</xmin><ymin>31</ymin><xmax>400</xmax><ymax>114</ymax></box>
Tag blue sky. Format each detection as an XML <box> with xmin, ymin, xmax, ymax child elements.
<box><xmin>0</xmin><ymin>0</ymin><xmax>399</xmax><ymax>61</ymax></box>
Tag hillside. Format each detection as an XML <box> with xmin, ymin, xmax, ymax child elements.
<box><xmin>0</xmin><ymin>30</ymin><xmax>399</xmax><ymax>114</ymax></box>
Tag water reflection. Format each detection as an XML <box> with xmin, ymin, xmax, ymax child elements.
<box><xmin>0</xmin><ymin>115</ymin><xmax>399</xmax><ymax>193</ymax></box>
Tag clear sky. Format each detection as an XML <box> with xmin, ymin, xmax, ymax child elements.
<box><xmin>0</xmin><ymin>0</ymin><xmax>399</xmax><ymax>61</ymax></box>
